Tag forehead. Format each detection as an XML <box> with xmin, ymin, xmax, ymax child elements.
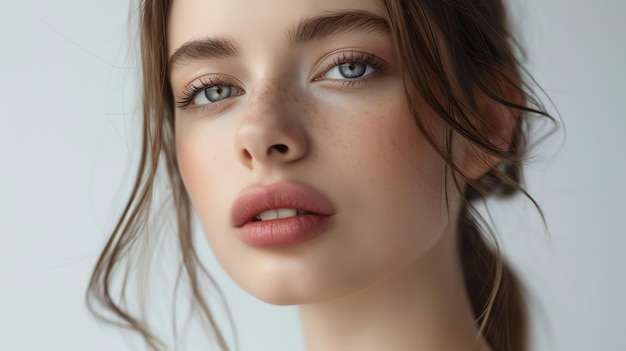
<box><xmin>167</xmin><ymin>0</ymin><xmax>387</xmax><ymax>55</ymax></box>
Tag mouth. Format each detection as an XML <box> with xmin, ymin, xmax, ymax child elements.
<box><xmin>251</xmin><ymin>209</ymin><xmax>313</xmax><ymax>222</ymax></box>
<box><xmin>231</xmin><ymin>182</ymin><xmax>336</xmax><ymax>228</ymax></box>
<box><xmin>230</xmin><ymin>182</ymin><xmax>336</xmax><ymax>247</ymax></box>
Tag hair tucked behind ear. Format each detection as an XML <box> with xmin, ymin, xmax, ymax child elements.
<box><xmin>384</xmin><ymin>0</ymin><xmax>553</xmax><ymax>350</ymax></box>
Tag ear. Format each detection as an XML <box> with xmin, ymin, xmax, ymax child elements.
<box><xmin>462</xmin><ymin>76</ymin><xmax>521</xmax><ymax>180</ymax></box>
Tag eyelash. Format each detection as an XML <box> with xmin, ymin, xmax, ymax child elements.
<box><xmin>316</xmin><ymin>51</ymin><xmax>386</xmax><ymax>87</ymax></box>
<box><xmin>175</xmin><ymin>76</ymin><xmax>238</xmax><ymax>111</ymax></box>
<box><xmin>175</xmin><ymin>51</ymin><xmax>387</xmax><ymax>111</ymax></box>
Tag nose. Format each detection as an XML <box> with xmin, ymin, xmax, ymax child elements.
<box><xmin>234</xmin><ymin>84</ymin><xmax>309</xmax><ymax>169</ymax></box>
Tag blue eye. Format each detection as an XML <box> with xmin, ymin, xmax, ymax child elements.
<box><xmin>324</xmin><ymin>62</ymin><xmax>376</xmax><ymax>80</ymax></box>
<box><xmin>194</xmin><ymin>84</ymin><xmax>240</xmax><ymax>105</ymax></box>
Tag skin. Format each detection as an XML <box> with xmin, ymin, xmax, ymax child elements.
<box><xmin>168</xmin><ymin>0</ymin><xmax>497</xmax><ymax>349</ymax></box>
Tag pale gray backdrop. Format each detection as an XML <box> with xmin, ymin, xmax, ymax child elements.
<box><xmin>1</xmin><ymin>0</ymin><xmax>624</xmax><ymax>350</ymax></box>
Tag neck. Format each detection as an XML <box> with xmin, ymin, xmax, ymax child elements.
<box><xmin>297</xmin><ymin>229</ymin><xmax>491</xmax><ymax>351</ymax></box>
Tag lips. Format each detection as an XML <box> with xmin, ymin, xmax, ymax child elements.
<box><xmin>230</xmin><ymin>182</ymin><xmax>336</xmax><ymax>247</ymax></box>
<box><xmin>231</xmin><ymin>182</ymin><xmax>336</xmax><ymax>227</ymax></box>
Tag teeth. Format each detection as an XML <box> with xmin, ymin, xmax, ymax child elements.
<box><xmin>254</xmin><ymin>209</ymin><xmax>310</xmax><ymax>221</ymax></box>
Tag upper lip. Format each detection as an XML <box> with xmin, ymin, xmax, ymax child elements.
<box><xmin>230</xmin><ymin>182</ymin><xmax>336</xmax><ymax>227</ymax></box>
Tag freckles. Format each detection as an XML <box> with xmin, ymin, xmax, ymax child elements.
<box><xmin>361</xmin><ymin>104</ymin><xmax>420</xmax><ymax>168</ymax></box>
<box><xmin>358</xmin><ymin>100</ymin><xmax>446</xmax><ymax>201</ymax></box>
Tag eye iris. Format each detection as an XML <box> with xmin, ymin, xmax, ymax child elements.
<box><xmin>338</xmin><ymin>62</ymin><xmax>366</xmax><ymax>78</ymax></box>
<box><xmin>205</xmin><ymin>85</ymin><xmax>232</xmax><ymax>102</ymax></box>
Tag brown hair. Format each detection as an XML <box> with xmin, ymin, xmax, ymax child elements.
<box><xmin>87</xmin><ymin>0</ymin><xmax>553</xmax><ymax>350</ymax></box>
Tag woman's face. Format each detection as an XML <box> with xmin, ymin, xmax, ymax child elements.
<box><xmin>168</xmin><ymin>0</ymin><xmax>459</xmax><ymax>304</ymax></box>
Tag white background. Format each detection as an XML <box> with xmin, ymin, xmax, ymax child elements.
<box><xmin>1</xmin><ymin>0</ymin><xmax>625</xmax><ymax>350</ymax></box>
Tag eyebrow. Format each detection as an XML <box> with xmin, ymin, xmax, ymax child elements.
<box><xmin>168</xmin><ymin>10</ymin><xmax>390</xmax><ymax>74</ymax></box>
<box><xmin>286</xmin><ymin>10</ymin><xmax>390</xmax><ymax>46</ymax></box>
<box><xmin>168</xmin><ymin>37</ymin><xmax>242</xmax><ymax>74</ymax></box>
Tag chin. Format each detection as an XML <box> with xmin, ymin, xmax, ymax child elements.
<box><xmin>250</xmin><ymin>291</ymin><xmax>307</xmax><ymax>306</ymax></box>
<box><xmin>226</xmin><ymin>254</ymin><xmax>394</xmax><ymax>307</ymax></box>
<box><xmin>220</xmin><ymin>251</ymin><xmax>364</xmax><ymax>306</ymax></box>
<box><xmin>233</xmin><ymin>270</ymin><xmax>344</xmax><ymax>306</ymax></box>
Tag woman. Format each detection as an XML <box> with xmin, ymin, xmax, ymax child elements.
<box><xmin>88</xmin><ymin>0</ymin><xmax>553</xmax><ymax>350</ymax></box>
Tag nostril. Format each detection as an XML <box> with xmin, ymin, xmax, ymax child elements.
<box><xmin>272</xmin><ymin>144</ymin><xmax>289</xmax><ymax>153</ymax></box>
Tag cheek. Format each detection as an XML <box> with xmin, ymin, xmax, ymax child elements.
<box><xmin>175</xmin><ymin>121</ymin><xmax>232</xmax><ymax>227</ymax></box>
<box><xmin>332</xmin><ymin>96</ymin><xmax>447</xmax><ymax>213</ymax></box>
<box><xmin>177</xmin><ymin>129</ymin><xmax>212</xmax><ymax>196</ymax></box>
<box><xmin>321</xmin><ymin>96</ymin><xmax>453</xmax><ymax>277</ymax></box>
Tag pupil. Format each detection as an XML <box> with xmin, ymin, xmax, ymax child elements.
<box><xmin>339</xmin><ymin>62</ymin><xmax>366</xmax><ymax>78</ymax></box>
<box><xmin>206</xmin><ymin>85</ymin><xmax>231</xmax><ymax>102</ymax></box>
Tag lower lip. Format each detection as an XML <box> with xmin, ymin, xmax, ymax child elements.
<box><xmin>236</xmin><ymin>214</ymin><xmax>332</xmax><ymax>248</ymax></box>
